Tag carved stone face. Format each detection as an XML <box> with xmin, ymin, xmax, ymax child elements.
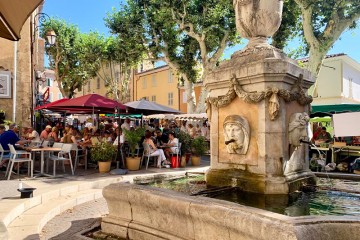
<box><xmin>288</xmin><ymin>112</ymin><xmax>310</xmax><ymax>147</ymax></box>
<box><xmin>223</xmin><ymin>115</ymin><xmax>250</xmax><ymax>155</ymax></box>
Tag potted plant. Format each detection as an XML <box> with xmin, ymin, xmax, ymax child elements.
<box><xmin>178</xmin><ymin>130</ymin><xmax>192</xmax><ymax>166</ymax></box>
<box><xmin>191</xmin><ymin>136</ymin><xmax>208</xmax><ymax>166</ymax></box>
<box><xmin>90</xmin><ymin>142</ymin><xmax>117</xmax><ymax>173</ymax></box>
<box><xmin>124</xmin><ymin>127</ymin><xmax>145</xmax><ymax>170</ymax></box>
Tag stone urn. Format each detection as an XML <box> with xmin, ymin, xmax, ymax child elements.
<box><xmin>233</xmin><ymin>0</ymin><xmax>283</xmax><ymax>49</ymax></box>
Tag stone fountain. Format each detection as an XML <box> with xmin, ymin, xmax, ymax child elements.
<box><xmin>205</xmin><ymin>0</ymin><xmax>315</xmax><ymax>194</ymax></box>
<box><xmin>100</xmin><ymin>1</ymin><xmax>360</xmax><ymax>239</ymax></box>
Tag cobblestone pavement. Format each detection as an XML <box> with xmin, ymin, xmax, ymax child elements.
<box><xmin>40</xmin><ymin>198</ymin><xmax>108</xmax><ymax>240</ymax></box>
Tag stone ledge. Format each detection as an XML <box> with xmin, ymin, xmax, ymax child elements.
<box><xmin>102</xmin><ymin>183</ymin><xmax>360</xmax><ymax>240</ymax></box>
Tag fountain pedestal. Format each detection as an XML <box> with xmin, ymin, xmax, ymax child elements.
<box><xmin>205</xmin><ymin>48</ymin><xmax>316</xmax><ymax>194</ymax></box>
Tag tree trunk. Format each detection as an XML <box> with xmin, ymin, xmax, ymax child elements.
<box><xmin>196</xmin><ymin>87</ymin><xmax>207</xmax><ymax>113</ymax></box>
<box><xmin>184</xmin><ymin>79</ymin><xmax>196</xmax><ymax>113</ymax></box>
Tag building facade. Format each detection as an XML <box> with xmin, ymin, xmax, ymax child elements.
<box><xmin>309</xmin><ymin>54</ymin><xmax>360</xmax><ymax>105</ymax></box>
<box><xmin>133</xmin><ymin>65</ymin><xmax>180</xmax><ymax>109</ymax></box>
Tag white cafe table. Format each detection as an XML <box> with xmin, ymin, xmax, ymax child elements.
<box><xmin>30</xmin><ymin>147</ymin><xmax>62</xmax><ymax>177</ymax></box>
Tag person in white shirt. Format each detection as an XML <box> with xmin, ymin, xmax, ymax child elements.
<box><xmin>200</xmin><ymin>122</ymin><xmax>209</xmax><ymax>138</ymax></box>
<box><xmin>121</xmin><ymin>118</ymin><xmax>131</xmax><ymax>131</ymax></box>
<box><xmin>163</xmin><ymin>131</ymin><xmax>179</xmax><ymax>161</ymax></box>
<box><xmin>113</xmin><ymin>128</ymin><xmax>125</xmax><ymax>146</ymax></box>
<box><xmin>26</xmin><ymin>126</ymin><xmax>41</xmax><ymax>142</ymax></box>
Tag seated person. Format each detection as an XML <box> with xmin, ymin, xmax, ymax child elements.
<box><xmin>60</xmin><ymin>127</ymin><xmax>77</xmax><ymax>144</ymax></box>
<box><xmin>311</xmin><ymin>126</ymin><xmax>322</xmax><ymax>143</ymax></box>
<box><xmin>113</xmin><ymin>128</ymin><xmax>125</xmax><ymax>146</ymax></box>
<box><xmin>47</xmin><ymin>127</ymin><xmax>60</xmax><ymax>146</ymax></box>
<box><xmin>155</xmin><ymin>129</ymin><xmax>168</xmax><ymax>146</ymax></box>
<box><xmin>26</xmin><ymin>126</ymin><xmax>41</xmax><ymax>142</ymax></box>
<box><xmin>316</xmin><ymin>127</ymin><xmax>332</xmax><ymax>144</ymax></box>
<box><xmin>102</xmin><ymin>130</ymin><xmax>113</xmax><ymax>144</ymax></box>
<box><xmin>163</xmin><ymin>131</ymin><xmax>179</xmax><ymax>161</ymax></box>
<box><xmin>353</xmin><ymin>136</ymin><xmax>360</xmax><ymax>145</ymax></box>
<box><xmin>0</xmin><ymin>124</ymin><xmax>30</xmax><ymax>168</ymax></box>
<box><xmin>143</xmin><ymin>131</ymin><xmax>167</xmax><ymax>168</ymax></box>
<box><xmin>78</xmin><ymin>133</ymin><xmax>92</xmax><ymax>148</ymax></box>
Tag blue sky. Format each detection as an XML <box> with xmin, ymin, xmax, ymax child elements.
<box><xmin>43</xmin><ymin>0</ymin><xmax>360</xmax><ymax>63</ymax></box>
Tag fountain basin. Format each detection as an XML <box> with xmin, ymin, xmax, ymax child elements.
<box><xmin>102</xmin><ymin>183</ymin><xmax>360</xmax><ymax>240</ymax></box>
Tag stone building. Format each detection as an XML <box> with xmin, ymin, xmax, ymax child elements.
<box><xmin>0</xmin><ymin>6</ymin><xmax>44</xmax><ymax>127</ymax></box>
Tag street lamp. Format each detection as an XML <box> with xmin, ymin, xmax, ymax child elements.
<box><xmin>31</xmin><ymin>12</ymin><xmax>56</xmax><ymax>129</ymax></box>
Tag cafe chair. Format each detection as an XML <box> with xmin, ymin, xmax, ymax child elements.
<box><xmin>141</xmin><ymin>143</ymin><xmax>158</xmax><ymax>170</ymax></box>
<box><xmin>6</xmin><ymin>144</ymin><xmax>33</xmax><ymax>180</ymax></box>
<box><xmin>46</xmin><ymin>142</ymin><xmax>64</xmax><ymax>173</ymax></box>
<box><xmin>71</xmin><ymin>144</ymin><xmax>87</xmax><ymax>173</ymax></box>
<box><xmin>48</xmin><ymin>143</ymin><xmax>74</xmax><ymax>177</ymax></box>
<box><xmin>0</xmin><ymin>144</ymin><xmax>10</xmax><ymax>172</ymax></box>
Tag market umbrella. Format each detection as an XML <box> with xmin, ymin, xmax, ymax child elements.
<box><xmin>124</xmin><ymin>99</ymin><xmax>181</xmax><ymax>114</ymax></box>
<box><xmin>0</xmin><ymin>0</ymin><xmax>44</xmax><ymax>41</ymax></box>
<box><xmin>34</xmin><ymin>98</ymin><xmax>69</xmax><ymax>110</ymax></box>
<box><xmin>45</xmin><ymin>93</ymin><xmax>126</xmax><ymax>113</ymax></box>
<box><xmin>311</xmin><ymin>104</ymin><xmax>360</xmax><ymax>117</ymax></box>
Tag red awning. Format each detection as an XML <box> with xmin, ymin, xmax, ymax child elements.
<box><xmin>34</xmin><ymin>98</ymin><xmax>69</xmax><ymax>110</ymax></box>
<box><xmin>45</xmin><ymin>94</ymin><xmax>126</xmax><ymax>113</ymax></box>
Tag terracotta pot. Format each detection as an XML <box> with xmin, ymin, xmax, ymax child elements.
<box><xmin>98</xmin><ymin>161</ymin><xmax>111</xmax><ymax>173</ymax></box>
<box><xmin>191</xmin><ymin>156</ymin><xmax>201</xmax><ymax>166</ymax></box>
<box><xmin>180</xmin><ymin>156</ymin><xmax>187</xmax><ymax>168</ymax></box>
<box><xmin>185</xmin><ymin>153</ymin><xmax>192</xmax><ymax>164</ymax></box>
<box><xmin>126</xmin><ymin>156</ymin><xmax>141</xmax><ymax>171</ymax></box>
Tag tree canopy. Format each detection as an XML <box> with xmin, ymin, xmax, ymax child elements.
<box><xmin>106</xmin><ymin>0</ymin><xmax>239</xmax><ymax>112</ymax></box>
<box><xmin>41</xmin><ymin>18</ymin><xmax>103</xmax><ymax>98</ymax></box>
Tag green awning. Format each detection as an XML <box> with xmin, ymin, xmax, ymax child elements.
<box><xmin>311</xmin><ymin>104</ymin><xmax>360</xmax><ymax>117</ymax></box>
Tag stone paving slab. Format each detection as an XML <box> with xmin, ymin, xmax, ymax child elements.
<box><xmin>40</xmin><ymin>198</ymin><xmax>108</xmax><ymax>240</ymax></box>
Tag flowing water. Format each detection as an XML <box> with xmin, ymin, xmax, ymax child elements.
<box><xmin>143</xmin><ymin>175</ymin><xmax>360</xmax><ymax>217</ymax></box>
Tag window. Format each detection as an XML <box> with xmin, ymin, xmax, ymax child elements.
<box><xmin>143</xmin><ymin>96</ymin><xmax>149</xmax><ymax>101</ymax></box>
<box><xmin>58</xmin><ymin>93</ymin><xmax>62</xmax><ymax>99</ymax></box>
<box><xmin>97</xmin><ymin>78</ymin><xmax>100</xmax><ymax>89</ymax></box>
<box><xmin>87</xmin><ymin>82</ymin><xmax>91</xmax><ymax>92</ymax></box>
<box><xmin>142</xmin><ymin>77</ymin><xmax>147</xmax><ymax>89</ymax></box>
<box><xmin>152</xmin><ymin>75</ymin><xmax>157</xmax><ymax>87</ymax></box>
<box><xmin>168</xmin><ymin>70</ymin><xmax>173</xmax><ymax>83</ymax></box>
<box><xmin>151</xmin><ymin>95</ymin><xmax>156</xmax><ymax>102</ymax></box>
<box><xmin>168</xmin><ymin>92</ymin><xmax>173</xmax><ymax>106</ymax></box>
<box><xmin>47</xmin><ymin>77</ymin><xmax>53</xmax><ymax>87</ymax></box>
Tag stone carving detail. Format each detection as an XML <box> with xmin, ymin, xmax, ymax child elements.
<box><xmin>223</xmin><ymin>115</ymin><xmax>250</xmax><ymax>155</ymax></box>
<box><xmin>206</xmin><ymin>74</ymin><xmax>312</xmax><ymax>120</ymax></box>
<box><xmin>268</xmin><ymin>91</ymin><xmax>280</xmax><ymax>121</ymax></box>
<box><xmin>233</xmin><ymin>0</ymin><xmax>283</xmax><ymax>50</ymax></box>
<box><xmin>288</xmin><ymin>112</ymin><xmax>310</xmax><ymax>147</ymax></box>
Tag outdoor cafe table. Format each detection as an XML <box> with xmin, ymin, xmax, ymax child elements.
<box><xmin>30</xmin><ymin>147</ymin><xmax>62</xmax><ymax>177</ymax></box>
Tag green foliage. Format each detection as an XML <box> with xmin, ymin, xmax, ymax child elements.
<box><xmin>272</xmin><ymin>0</ymin><xmax>302</xmax><ymax>51</ymax></box>
<box><xmin>124</xmin><ymin>127</ymin><xmax>145</xmax><ymax>157</ymax></box>
<box><xmin>3</xmin><ymin>120</ymin><xmax>13</xmax><ymax>125</ymax></box>
<box><xmin>191</xmin><ymin>136</ymin><xmax>208</xmax><ymax>156</ymax></box>
<box><xmin>177</xmin><ymin>130</ymin><xmax>192</xmax><ymax>155</ymax></box>
<box><xmin>90</xmin><ymin>142</ymin><xmax>117</xmax><ymax>162</ymax></box>
<box><xmin>41</xmin><ymin>18</ymin><xmax>103</xmax><ymax>98</ymax></box>
<box><xmin>105</xmin><ymin>0</ymin><xmax>239</xmax><ymax>85</ymax></box>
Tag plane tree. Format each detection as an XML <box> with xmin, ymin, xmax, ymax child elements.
<box><xmin>106</xmin><ymin>0</ymin><xmax>238</xmax><ymax>113</ymax></box>
<box><xmin>41</xmin><ymin>18</ymin><xmax>102</xmax><ymax>98</ymax></box>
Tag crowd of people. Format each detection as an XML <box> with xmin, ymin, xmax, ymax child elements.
<box><xmin>0</xmin><ymin>117</ymin><xmax>210</xmax><ymax>170</ymax></box>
